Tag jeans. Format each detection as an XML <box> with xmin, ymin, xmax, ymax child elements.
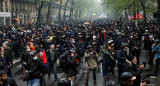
<box><xmin>154</xmin><ymin>58</ymin><xmax>160</xmax><ymax>75</ymax></box>
<box><xmin>48</xmin><ymin>62</ymin><xmax>57</xmax><ymax>78</ymax></box>
<box><xmin>102</xmin><ymin>59</ymin><xmax>109</xmax><ymax>77</ymax></box>
<box><xmin>28</xmin><ymin>79</ymin><xmax>40</xmax><ymax>86</ymax></box>
<box><xmin>81</xmin><ymin>56</ymin><xmax>86</xmax><ymax>71</ymax></box>
<box><xmin>70</xmin><ymin>76</ymin><xmax>76</xmax><ymax>86</ymax></box>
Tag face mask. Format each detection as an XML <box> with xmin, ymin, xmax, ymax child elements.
<box><xmin>111</xmin><ymin>44</ymin><xmax>114</xmax><ymax>46</ymax></box>
<box><xmin>6</xmin><ymin>41</ymin><xmax>9</xmax><ymax>44</ymax></box>
<box><xmin>33</xmin><ymin>56</ymin><xmax>38</xmax><ymax>60</ymax></box>
<box><xmin>40</xmin><ymin>52</ymin><xmax>43</xmax><ymax>56</ymax></box>
<box><xmin>73</xmin><ymin>40</ymin><xmax>75</xmax><ymax>44</ymax></box>
<box><xmin>1</xmin><ymin>52</ymin><xmax>4</xmax><ymax>55</ymax></box>
<box><xmin>123</xmin><ymin>47</ymin><xmax>128</xmax><ymax>51</ymax></box>
<box><xmin>27</xmin><ymin>49</ymin><xmax>30</xmax><ymax>52</ymax></box>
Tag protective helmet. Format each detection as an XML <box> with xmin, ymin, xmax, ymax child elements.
<box><xmin>154</xmin><ymin>39</ymin><xmax>159</xmax><ymax>43</ymax></box>
<box><xmin>105</xmin><ymin>80</ymin><xmax>120</xmax><ymax>86</ymax></box>
<box><xmin>57</xmin><ymin>78</ymin><xmax>71</xmax><ymax>86</ymax></box>
<box><xmin>78</xmin><ymin>32</ymin><xmax>82</xmax><ymax>35</ymax></box>
<box><xmin>70</xmin><ymin>48</ymin><xmax>76</xmax><ymax>53</ymax></box>
<box><xmin>120</xmin><ymin>72</ymin><xmax>136</xmax><ymax>82</ymax></box>
<box><xmin>29</xmin><ymin>50</ymin><xmax>37</xmax><ymax>56</ymax></box>
<box><xmin>121</xmin><ymin>43</ymin><xmax>128</xmax><ymax>48</ymax></box>
<box><xmin>92</xmin><ymin>42</ymin><xmax>97</xmax><ymax>46</ymax></box>
<box><xmin>87</xmin><ymin>45</ymin><xmax>92</xmax><ymax>49</ymax></box>
<box><xmin>108</xmin><ymin>40</ymin><xmax>113</xmax><ymax>44</ymax></box>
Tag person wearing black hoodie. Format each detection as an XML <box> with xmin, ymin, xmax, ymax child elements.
<box><xmin>124</xmin><ymin>55</ymin><xmax>144</xmax><ymax>86</ymax></box>
<box><xmin>25</xmin><ymin>50</ymin><xmax>48</xmax><ymax>86</ymax></box>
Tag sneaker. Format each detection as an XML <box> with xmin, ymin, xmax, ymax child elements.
<box><xmin>94</xmin><ymin>80</ymin><xmax>96</xmax><ymax>84</ymax></box>
<box><xmin>83</xmin><ymin>71</ymin><xmax>86</xmax><ymax>74</ymax></box>
<box><xmin>84</xmin><ymin>82</ymin><xmax>88</xmax><ymax>86</ymax></box>
<box><xmin>150</xmin><ymin>76</ymin><xmax>157</xmax><ymax>78</ymax></box>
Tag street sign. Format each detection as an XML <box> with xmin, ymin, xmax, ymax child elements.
<box><xmin>0</xmin><ymin>12</ymin><xmax>11</xmax><ymax>17</ymax></box>
<box><xmin>92</xmin><ymin>13</ymin><xmax>96</xmax><ymax>16</ymax></box>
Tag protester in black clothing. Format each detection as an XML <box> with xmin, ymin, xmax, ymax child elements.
<box><xmin>25</xmin><ymin>50</ymin><xmax>48</xmax><ymax>86</ymax></box>
<box><xmin>124</xmin><ymin>55</ymin><xmax>144</xmax><ymax>86</ymax></box>
<box><xmin>0</xmin><ymin>47</ymin><xmax>7</xmax><ymax>72</ymax></box>
<box><xmin>66</xmin><ymin>48</ymin><xmax>79</xmax><ymax>86</ymax></box>
<box><xmin>2</xmin><ymin>43</ymin><xmax>12</xmax><ymax>77</ymax></box>
<box><xmin>21</xmin><ymin>46</ymin><xmax>31</xmax><ymax>68</ymax></box>
<box><xmin>148</xmin><ymin>35</ymin><xmax>154</xmax><ymax>67</ymax></box>
<box><xmin>117</xmin><ymin>43</ymin><xmax>128</xmax><ymax>82</ymax></box>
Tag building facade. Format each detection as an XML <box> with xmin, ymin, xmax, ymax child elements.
<box><xmin>0</xmin><ymin>0</ymin><xmax>70</xmax><ymax>26</ymax></box>
<box><xmin>0</xmin><ymin>0</ymin><xmax>12</xmax><ymax>26</ymax></box>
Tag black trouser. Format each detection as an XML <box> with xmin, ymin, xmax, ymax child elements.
<box><xmin>148</xmin><ymin>51</ymin><xmax>154</xmax><ymax>66</ymax></box>
<box><xmin>48</xmin><ymin>62</ymin><xmax>57</xmax><ymax>79</ymax></box>
<box><xmin>14</xmin><ymin>47</ymin><xmax>19</xmax><ymax>59</ymax></box>
<box><xmin>7</xmin><ymin>67</ymin><xmax>12</xmax><ymax>77</ymax></box>
<box><xmin>109</xmin><ymin>61</ymin><xmax>116</xmax><ymax>75</ymax></box>
<box><xmin>154</xmin><ymin>58</ymin><xmax>160</xmax><ymax>75</ymax></box>
<box><xmin>133</xmin><ymin>49</ymin><xmax>140</xmax><ymax>65</ymax></box>
<box><xmin>118</xmin><ymin>64</ymin><xmax>124</xmax><ymax>82</ymax></box>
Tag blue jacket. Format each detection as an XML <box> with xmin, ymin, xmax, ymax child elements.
<box><xmin>117</xmin><ymin>49</ymin><xmax>127</xmax><ymax>65</ymax></box>
<box><xmin>152</xmin><ymin>44</ymin><xmax>160</xmax><ymax>59</ymax></box>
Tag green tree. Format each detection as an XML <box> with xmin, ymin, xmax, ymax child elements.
<box><xmin>63</xmin><ymin>0</ymin><xmax>69</xmax><ymax>25</ymax></box>
<box><xmin>58</xmin><ymin>0</ymin><xmax>63</xmax><ymax>25</ymax></box>
<box><xmin>158</xmin><ymin>0</ymin><xmax>160</xmax><ymax>28</ymax></box>
<box><xmin>47</xmin><ymin>0</ymin><xmax>53</xmax><ymax>25</ymax></box>
<box><xmin>35</xmin><ymin>0</ymin><xmax>46</xmax><ymax>27</ymax></box>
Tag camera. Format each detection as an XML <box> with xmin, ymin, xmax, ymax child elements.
<box><xmin>142</xmin><ymin>80</ymin><xmax>151</xmax><ymax>84</ymax></box>
<box><xmin>142</xmin><ymin>62</ymin><xmax>146</xmax><ymax>68</ymax></box>
<box><xmin>141</xmin><ymin>74</ymin><xmax>157</xmax><ymax>85</ymax></box>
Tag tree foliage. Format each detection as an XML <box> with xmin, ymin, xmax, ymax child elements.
<box><xmin>102</xmin><ymin>0</ymin><xmax>157</xmax><ymax>20</ymax></box>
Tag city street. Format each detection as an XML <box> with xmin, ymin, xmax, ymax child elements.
<box><xmin>11</xmin><ymin>46</ymin><xmax>160</xmax><ymax>86</ymax></box>
<box><xmin>0</xmin><ymin>0</ymin><xmax>160</xmax><ymax>86</ymax></box>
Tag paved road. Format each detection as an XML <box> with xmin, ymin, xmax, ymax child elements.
<box><xmin>11</xmin><ymin>47</ymin><xmax>160</xmax><ymax>86</ymax></box>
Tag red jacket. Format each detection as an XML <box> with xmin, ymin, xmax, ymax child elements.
<box><xmin>40</xmin><ymin>50</ymin><xmax>48</xmax><ymax>64</ymax></box>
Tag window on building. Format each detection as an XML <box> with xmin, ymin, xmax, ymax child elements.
<box><xmin>5</xmin><ymin>1</ymin><xmax>8</xmax><ymax>12</ymax></box>
<box><xmin>0</xmin><ymin>1</ymin><xmax>2</xmax><ymax>12</ymax></box>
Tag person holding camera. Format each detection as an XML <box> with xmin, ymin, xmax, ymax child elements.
<box><xmin>124</xmin><ymin>55</ymin><xmax>144</xmax><ymax>86</ymax></box>
<box><xmin>66</xmin><ymin>48</ymin><xmax>79</xmax><ymax>86</ymax></box>
<box><xmin>84</xmin><ymin>46</ymin><xmax>99</xmax><ymax>86</ymax></box>
<box><xmin>25</xmin><ymin>50</ymin><xmax>48</xmax><ymax>86</ymax></box>
<box><xmin>152</xmin><ymin>39</ymin><xmax>160</xmax><ymax>76</ymax></box>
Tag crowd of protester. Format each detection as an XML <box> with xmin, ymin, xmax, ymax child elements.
<box><xmin>0</xmin><ymin>19</ymin><xmax>160</xmax><ymax>86</ymax></box>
